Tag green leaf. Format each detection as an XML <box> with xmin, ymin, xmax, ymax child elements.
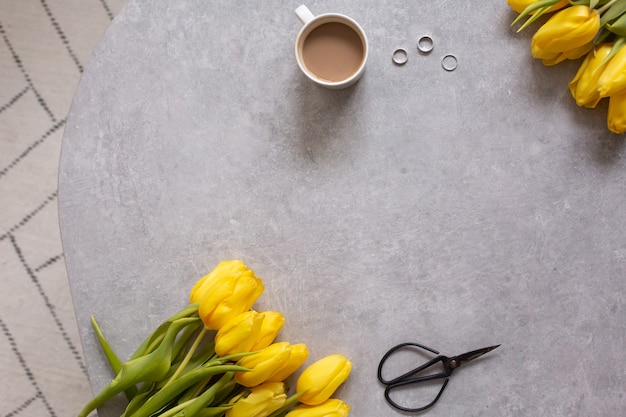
<box><xmin>124</xmin><ymin>383</ymin><xmax>156</xmax><ymax>417</ymax></box>
<box><xmin>171</xmin><ymin>321</ymin><xmax>203</xmax><ymax>364</ymax></box>
<box><xmin>517</xmin><ymin>6</ymin><xmax>552</xmax><ymax>32</ymax></box>
<box><xmin>512</xmin><ymin>0</ymin><xmax>566</xmax><ymax>31</ymax></box>
<box><xmin>131</xmin><ymin>303</ymin><xmax>199</xmax><ymax>360</ymax></box>
<box><xmin>193</xmin><ymin>406</ymin><xmax>233</xmax><ymax>417</ymax></box>
<box><xmin>126</xmin><ymin>364</ymin><xmax>249</xmax><ymax>417</ymax></box>
<box><xmin>77</xmin><ymin>317</ymin><xmax>199</xmax><ymax>417</ymax></box>
<box><xmin>607</xmin><ymin>12</ymin><xmax>626</xmax><ymax>35</ymax></box>
<box><xmin>601</xmin><ymin>1</ymin><xmax>626</xmax><ymax>26</ymax></box>
<box><xmin>179</xmin><ymin>373</ymin><xmax>234</xmax><ymax>416</ymax></box>
<box><xmin>156</xmin><ymin>341</ymin><xmax>218</xmax><ymax>390</ymax></box>
<box><xmin>91</xmin><ymin>315</ymin><xmax>137</xmax><ymax>400</ymax></box>
<box><xmin>210</xmin><ymin>378</ymin><xmax>240</xmax><ymax>408</ymax></box>
<box><xmin>91</xmin><ymin>315</ymin><xmax>123</xmax><ymax>374</ymax></box>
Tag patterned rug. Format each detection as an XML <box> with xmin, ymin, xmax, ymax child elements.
<box><xmin>0</xmin><ymin>1</ymin><xmax>126</xmax><ymax>416</ymax></box>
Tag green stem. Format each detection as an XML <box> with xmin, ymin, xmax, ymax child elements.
<box><xmin>191</xmin><ymin>406</ymin><xmax>232</xmax><ymax>417</ymax></box>
<box><xmin>517</xmin><ymin>6</ymin><xmax>551</xmax><ymax>32</ymax></box>
<box><xmin>179</xmin><ymin>373</ymin><xmax>234</xmax><ymax>416</ymax></box>
<box><xmin>597</xmin><ymin>0</ymin><xmax>619</xmax><ymax>14</ymax></box>
<box><xmin>171</xmin><ymin>320</ymin><xmax>203</xmax><ymax>364</ymax></box>
<box><xmin>158</xmin><ymin>398</ymin><xmax>195</xmax><ymax>417</ymax></box>
<box><xmin>77</xmin><ymin>317</ymin><xmax>199</xmax><ymax>417</ymax></box>
<box><xmin>123</xmin><ymin>383</ymin><xmax>156</xmax><ymax>417</ymax></box>
<box><xmin>512</xmin><ymin>0</ymin><xmax>562</xmax><ymax>26</ymax></box>
<box><xmin>163</xmin><ymin>327</ymin><xmax>208</xmax><ymax>388</ymax></box>
<box><xmin>126</xmin><ymin>364</ymin><xmax>248</xmax><ymax>417</ymax></box>
<box><xmin>191</xmin><ymin>379</ymin><xmax>210</xmax><ymax>398</ymax></box>
<box><xmin>131</xmin><ymin>303</ymin><xmax>200</xmax><ymax>360</ymax></box>
<box><xmin>210</xmin><ymin>378</ymin><xmax>240</xmax><ymax>408</ymax></box>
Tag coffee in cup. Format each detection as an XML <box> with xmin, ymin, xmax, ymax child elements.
<box><xmin>295</xmin><ymin>5</ymin><xmax>368</xmax><ymax>89</ymax></box>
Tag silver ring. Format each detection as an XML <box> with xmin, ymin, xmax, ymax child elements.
<box><xmin>417</xmin><ymin>36</ymin><xmax>434</xmax><ymax>54</ymax></box>
<box><xmin>441</xmin><ymin>54</ymin><xmax>458</xmax><ymax>71</ymax></box>
<box><xmin>392</xmin><ymin>48</ymin><xmax>408</xmax><ymax>66</ymax></box>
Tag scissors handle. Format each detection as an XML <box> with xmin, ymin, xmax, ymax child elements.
<box><xmin>384</xmin><ymin>378</ymin><xmax>449</xmax><ymax>413</ymax></box>
<box><xmin>377</xmin><ymin>342</ymin><xmax>441</xmax><ymax>384</ymax></box>
<box><xmin>378</xmin><ymin>342</ymin><xmax>454</xmax><ymax>413</ymax></box>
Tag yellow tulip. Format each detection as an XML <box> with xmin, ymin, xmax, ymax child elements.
<box><xmin>598</xmin><ymin>44</ymin><xmax>626</xmax><ymax>98</ymax></box>
<box><xmin>568</xmin><ymin>44</ymin><xmax>612</xmax><ymax>108</ymax></box>
<box><xmin>296</xmin><ymin>354</ymin><xmax>352</xmax><ymax>406</ymax></box>
<box><xmin>285</xmin><ymin>399</ymin><xmax>351</xmax><ymax>417</ymax></box>
<box><xmin>531</xmin><ymin>6</ymin><xmax>599</xmax><ymax>56</ymax></box>
<box><xmin>507</xmin><ymin>0</ymin><xmax>567</xmax><ymax>14</ymax></box>
<box><xmin>607</xmin><ymin>91</ymin><xmax>626</xmax><ymax>134</ymax></box>
<box><xmin>225</xmin><ymin>382</ymin><xmax>287</xmax><ymax>417</ymax></box>
<box><xmin>215</xmin><ymin>311</ymin><xmax>265</xmax><ymax>357</ymax></box>
<box><xmin>190</xmin><ymin>260</ymin><xmax>246</xmax><ymax>302</ymax></box>
<box><xmin>251</xmin><ymin>311</ymin><xmax>286</xmax><ymax>351</ymax></box>
<box><xmin>266</xmin><ymin>343</ymin><xmax>309</xmax><ymax>382</ymax></box>
<box><xmin>190</xmin><ymin>260</ymin><xmax>264</xmax><ymax>330</ymax></box>
<box><xmin>235</xmin><ymin>342</ymin><xmax>293</xmax><ymax>387</ymax></box>
<box><xmin>215</xmin><ymin>310</ymin><xmax>285</xmax><ymax>356</ymax></box>
<box><xmin>537</xmin><ymin>41</ymin><xmax>593</xmax><ymax>66</ymax></box>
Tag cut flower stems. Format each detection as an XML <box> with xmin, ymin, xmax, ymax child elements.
<box><xmin>508</xmin><ymin>0</ymin><xmax>626</xmax><ymax>133</ymax></box>
<box><xmin>78</xmin><ymin>260</ymin><xmax>352</xmax><ymax>417</ymax></box>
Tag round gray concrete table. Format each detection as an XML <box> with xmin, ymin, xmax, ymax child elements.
<box><xmin>59</xmin><ymin>1</ymin><xmax>626</xmax><ymax>416</ymax></box>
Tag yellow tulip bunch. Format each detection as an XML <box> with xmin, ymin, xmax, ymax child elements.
<box><xmin>78</xmin><ymin>260</ymin><xmax>352</xmax><ymax>417</ymax></box>
<box><xmin>508</xmin><ymin>0</ymin><xmax>626</xmax><ymax>133</ymax></box>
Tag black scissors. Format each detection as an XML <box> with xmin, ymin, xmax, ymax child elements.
<box><xmin>378</xmin><ymin>342</ymin><xmax>500</xmax><ymax>412</ymax></box>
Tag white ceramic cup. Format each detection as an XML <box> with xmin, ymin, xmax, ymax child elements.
<box><xmin>295</xmin><ymin>5</ymin><xmax>368</xmax><ymax>89</ymax></box>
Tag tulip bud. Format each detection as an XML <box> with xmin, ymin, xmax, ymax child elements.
<box><xmin>285</xmin><ymin>399</ymin><xmax>351</xmax><ymax>417</ymax></box>
<box><xmin>296</xmin><ymin>354</ymin><xmax>352</xmax><ymax>406</ymax></box>
<box><xmin>226</xmin><ymin>382</ymin><xmax>287</xmax><ymax>417</ymax></box>
<box><xmin>607</xmin><ymin>91</ymin><xmax>626</xmax><ymax>134</ymax></box>
<box><xmin>568</xmin><ymin>44</ymin><xmax>612</xmax><ymax>108</ymax></box>
<box><xmin>190</xmin><ymin>260</ymin><xmax>264</xmax><ymax>330</ymax></box>
<box><xmin>235</xmin><ymin>342</ymin><xmax>293</xmax><ymax>387</ymax></box>
<box><xmin>215</xmin><ymin>310</ymin><xmax>285</xmax><ymax>357</ymax></box>
<box><xmin>266</xmin><ymin>343</ymin><xmax>309</xmax><ymax>382</ymax></box>
<box><xmin>190</xmin><ymin>260</ymin><xmax>247</xmax><ymax>303</ymax></box>
<box><xmin>531</xmin><ymin>6</ymin><xmax>599</xmax><ymax>56</ymax></box>
<box><xmin>598</xmin><ymin>44</ymin><xmax>626</xmax><ymax>98</ymax></box>
<box><xmin>215</xmin><ymin>311</ymin><xmax>265</xmax><ymax>357</ymax></box>
<box><xmin>251</xmin><ymin>311</ymin><xmax>285</xmax><ymax>351</ymax></box>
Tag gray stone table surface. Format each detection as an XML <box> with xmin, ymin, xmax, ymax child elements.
<box><xmin>58</xmin><ymin>1</ymin><xmax>626</xmax><ymax>416</ymax></box>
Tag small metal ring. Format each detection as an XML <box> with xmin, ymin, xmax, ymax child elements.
<box><xmin>417</xmin><ymin>36</ymin><xmax>434</xmax><ymax>54</ymax></box>
<box><xmin>441</xmin><ymin>54</ymin><xmax>458</xmax><ymax>71</ymax></box>
<box><xmin>392</xmin><ymin>48</ymin><xmax>408</xmax><ymax>66</ymax></box>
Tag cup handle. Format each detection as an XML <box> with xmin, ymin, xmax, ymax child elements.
<box><xmin>295</xmin><ymin>5</ymin><xmax>315</xmax><ymax>25</ymax></box>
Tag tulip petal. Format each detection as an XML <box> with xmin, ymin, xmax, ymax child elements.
<box><xmin>226</xmin><ymin>382</ymin><xmax>287</xmax><ymax>417</ymax></box>
<box><xmin>236</xmin><ymin>342</ymin><xmax>293</xmax><ymax>387</ymax></box>
<box><xmin>531</xmin><ymin>6</ymin><xmax>600</xmax><ymax>54</ymax></box>
<box><xmin>297</xmin><ymin>354</ymin><xmax>353</xmax><ymax>406</ymax></box>
<box><xmin>608</xmin><ymin>91</ymin><xmax>626</xmax><ymax>133</ymax></box>
<box><xmin>598</xmin><ymin>42</ymin><xmax>626</xmax><ymax>97</ymax></box>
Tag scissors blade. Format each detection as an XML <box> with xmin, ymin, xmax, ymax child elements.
<box><xmin>453</xmin><ymin>344</ymin><xmax>500</xmax><ymax>367</ymax></box>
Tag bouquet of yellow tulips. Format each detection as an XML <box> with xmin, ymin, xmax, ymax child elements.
<box><xmin>78</xmin><ymin>260</ymin><xmax>352</xmax><ymax>417</ymax></box>
<box><xmin>508</xmin><ymin>0</ymin><xmax>626</xmax><ymax>133</ymax></box>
